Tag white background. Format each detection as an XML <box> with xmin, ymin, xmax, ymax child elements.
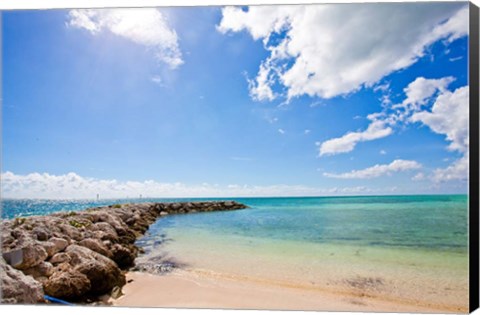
<box><xmin>0</xmin><ymin>1</ymin><xmax>479</xmax><ymax>315</ymax></box>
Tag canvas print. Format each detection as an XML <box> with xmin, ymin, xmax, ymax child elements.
<box><xmin>1</xmin><ymin>1</ymin><xmax>478</xmax><ymax>314</ymax></box>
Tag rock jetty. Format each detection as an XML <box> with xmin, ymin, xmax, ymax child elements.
<box><xmin>0</xmin><ymin>201</ymin><xmax>247</xmax><ymax>304</ymax></box>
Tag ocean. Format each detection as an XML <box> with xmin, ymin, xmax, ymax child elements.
<box><xmin>1</xmin><ymin>195</ymin><xmax>469</xmax><ymax>311</ymax></box>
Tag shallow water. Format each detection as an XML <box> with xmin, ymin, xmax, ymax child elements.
<box><xmin>2</xmin><ymin>195</ymin><xmax>469</xmax><ymax>311</ymax></box>
<box><xmin>136</xmin><ymin>195</ymin><xmax>469</xmax><ymax>311</ymax></box>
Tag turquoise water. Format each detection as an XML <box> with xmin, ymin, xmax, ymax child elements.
<box><xmin>137</xmin><ymin>195</ymin><xmax>468</xmax><ymax>252</ymax></box>
<box><xmin>134</xmin><ymin>195</ymin><xmax>468</xmax><ymax>310</ymax></box>
<box><xmin>3</xmin><ymin>195</ymin><xmax>468</xmax><ymax>252</ymax></box>
<box><xmin>2</xmin><ymin>195</ymin><xmax>469</xmax><ymax>309</ymax></box>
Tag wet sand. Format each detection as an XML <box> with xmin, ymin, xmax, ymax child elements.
<box><xmin>111</xmin><ymin>271</ymin><xmax>465</xmax><ymax>313</ymax></box>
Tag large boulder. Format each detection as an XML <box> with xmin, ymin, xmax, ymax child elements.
<box><xmin>92</xmin><ymin>222</ymin><xmax>118</xmax><ymax>242</ymax></box>
<box><xmin>0</xmin><ymin>258</ymin><xmax>44</xmax><ymax>304</ymax></box>
<box><xmin>44</xmin><ymin>269</ymin><xmax>91</xmax><ymax>300</ymax></box>
<box><xmin>78</xmin><ymin>238</ymin><xmax>112</xmax><ymax>258</ymax></box>
<box><xmin>111</xmin><ymin>244</ymin><xmax>136</xmax><ymax>268</ymax></box>
<box><xmin>49</xmin><ymin>237</ymin><xmax>69</xmax><ymax>252</ymax></box>
<box><xmin>32</xmin><ymin>226</ymin><xmax>50</xmax><ymax>241</ymax></box>
<box><xmin>66</xmin><ymin>245</ymin><xmax>125</xmax><ymax>295</ymax></box>
<box><xmin>57</xmin><ymin>223</ymin><xmax>83</xmax><ymax>241</ymax></box>
<box><xmin>2</xmin><ymin>243</ymin><xmax>48</xmax><ymax>270</ymax></box>
<box><xmin>23</xmin><ymin>261</ymin><xmax>54</xmax><ymax>279</ymax></box>
<box><xmin>40</xmin><ymin>241</ymin><xmax>61</xmax><ymax>258</ymax></box>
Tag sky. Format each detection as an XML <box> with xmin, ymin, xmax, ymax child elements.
<box><xmin>1</xmin><ymin>2</ymin><xmax>471</xmax><ymax>199</ymax></box>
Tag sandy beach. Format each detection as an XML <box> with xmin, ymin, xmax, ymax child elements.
<box><xmin>111</xmin><ymin>270</ymin><xmax>466</xmax><ymax>313</ymax></box>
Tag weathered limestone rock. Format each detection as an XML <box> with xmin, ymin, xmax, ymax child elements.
<box><xmin>58</xmin><ymin>223</ymin><xmax>83</xmax><ymax>241</ymax></box>
<box><xmin>2</xmin><ymin>243</ymin><xmax>48</xmax><ymax>270</ymax></box>
<box><xmin>111</xmin><ymin>244</ymin><xmax>136</xmax><ymax>268</ymax></box>
<box><xmin>66</xmin><ymin>245</ymin><xmax>125</xmax><ymax>295</ymax></box>
<box><xmin>0</xmin><ymin>258</ymin><xmax>44</xmax><ymax>304</ymax></box>
<box><xmin>78</xmin><ymin>238</ymin><xmax>112</xmax><ymax>258</ymax></box>
<box><xmin>49</xmin><ymin>252</ymin><xmax>71</xmax><ymax>265</ymax></box>
<box><xmin>40</xmin><ymin>241</ymin><xmax>61</xmax><ymax>258</ymax></box>
<box><xmin>44</xmin><ymin>270</ymin><xmax>91</xmax><ymax>300</ymax></box>
<box><xmin>49</xmin><ymin>237</ymin><xmax>69</xmax><ymax>252</ymax></box>
<box><xmin>23</xmin><ymin>261</ymin><xmax>54</xmax><ymax>278</ymax></box>
<box><xmin>1</xmin><ymin>200</ymin><xmax>248</xmax><ymax>303</ymax></box>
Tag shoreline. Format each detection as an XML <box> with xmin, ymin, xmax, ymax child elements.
<box><xmin>111</xmin><ymin>270</ymin><xmax>464</xmax><ymax>313</ymax></box>
<box><xmin>1</xmin><ymin>198</ymin><xmax>468</xmax><ymax>313</ymax></box>
<box><xmin>1</xmin><ymin>201</ymin><xmax>248</xmax><ymax>304</ymax></box>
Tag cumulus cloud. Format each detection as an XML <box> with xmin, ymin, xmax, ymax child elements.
<box><xmin>2</xmin><ymin>171</ymin><xmax>398</xmax><ymax>199</ymax></box>
<box><xmin>410</xmin><ymin>85</ymin><xmax>469</xmax><ymax>183</ymax></box>
<box><xmin>323</xmin><ymin>160</ymin><xmax>422</xmax><ymax>179</ymax></box>
<box><xmin>218</xmin><ymin>3</ymin><xmax>467</xmax><ymax>101</ymax></box>
<box><xmin>68</xmin><ymin>8</ymin><xmax>183</xmax><ymax>68</ymax></box>
<box><xmin>432</xmin><ymin>154</ymin><xmax>469</xmax><ymax>183</ymax></box>
<box><xmin>317</xmin><ymin>76</ymin><xmax>463</xmax><ymax>156</ymax></box>
<box><xmin>411</xmin><ymin>86</ymin><xmax>469</xmax><ymax>153</ymax></box>
<box><xmin>399</xmin><ymin>76</ymin><xmax>455</xmax><ymax>111</ymax></box>
<box><xmin>318</xmin><ymin>120</ymin><xmax>392</xmax><ymax>156</ymax></box>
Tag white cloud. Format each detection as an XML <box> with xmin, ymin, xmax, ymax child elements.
<box><xmin>2</xmin><ymin>171</ymin><xmax>397</xmax><ymax>199</ymax></box>
<box><xmin>304</xmin><ymin>129</ymin><xmax>311</xmax><ymax>135</ymax></box>
<box><xmin>380</xmin><ymin>150</ymin><xmax>387</xmax><ymax>155</ymax></box>
<box><xmin>278</xmin><ymin>128</ymin><xmax>285</xmax><ymax>134</ymax></box>
<box><xmin>218</xmin><ymin>3</ymin><xmax>467</xmax><ymax>101</ymax></box>
<box><xmin>432</xmin><ymin>154</ymin><xmax>469</xmax><ymax>183</ymax></box>
<box><xmin>397</xmin><ymin>76</ymin><xmax>455</xmax><ymax>112</ymax></box>
<box><xmin>323</xmin><ymin>159</ymin><xmax>421</xmax><ymax>179</ymax></box>
<box><xmin>317</xmin><ymin>76</ymin><xmax>462</xmax><ymax>157</ymax></box>
<box><xmin>247</xmin><ymin>61</ymin><xmax>276</xmax><ymax>101</ymax></box>
<box><xmin>411</xmin><ymin>85</ymin><xmax>469</xmax><ymax>153</ymax></box>
<box><xmin>410</xmin><ymin>85</ymin><xmax>469</xmax><ymax>183</ymax></box>
<box><xmin>318</xmin><ymin>120</ymin><xmax>392</xmax><ymax>156</ymax></box>
<box><xmin>68</xmin><ymin>8</ymin><xmax>183</xmax><ymax>68</ymax></box>
<box><xmin>411</xmin><ymin>172</ymin><xmax>426</xmax><ymax>181</ymax></box>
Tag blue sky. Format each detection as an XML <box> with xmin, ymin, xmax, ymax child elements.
<box><xmin>1</xmin><ymin>3</ymin><xmax>471</xmax><ymax>198</ymax></box>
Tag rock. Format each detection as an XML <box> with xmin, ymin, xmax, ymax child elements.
<box><xmin>117</xmin><ymin>228</ymin><xmax>137</xmax><ymax>244</ymax></box>
<box><xmin>2</xmin><ymin>234</ymin><xmax>15</xmax><ymax>248</ymax></box>
<box><xmin>40</xmin><ymin>241</ymin><xmax>60</xmax><ymax>258</ymax></box>
<box><xmin>78</xmin><ymin>238</ymin><xmax>112</xmax><ymax>258</ymax></box>
<box><xmin>66</xmin><ymin>245</ymin><xmax>125</xmax><ymax>295</ymax></box>
<box><xmin>49</xmin><ymin>252</ymin><xmax>71</xmax><ymax>265</ymax></box>
<box><xmin>44</xmin><ymin>270</ymin><xmax>91</xmax><ymax>300</ymax></box>
<box><xmin>58</xmin><ymin>223</ymin><xmax>83</xmax><ymax>241</ymax></box>
<box><xmin>91</xmin><ymin>212</ymin><xmax>128</xmax><ymax>235</ymax></box>
<box><xmin>3</xmin><ymin>243</ymin><xmax>48</xmax><ymax>270</ymax></box>
<box><xmin>0</xmin><ymin>258</ymin><xmax>44</xmax><ymax>304</ymax></box>
<box><xmin>92</xmin><ymin>222</ymin><xmax>118</xmax><ymax>242</ymax></box>
<box><xmin>110</xmin><ymin>286</ymin><xmax>123</xmax><ymax>299</ymax></box>
<box><xmin>32</xmin><ymin>226</ymin><xmax>50</xmax><ymax>241</ymax></box>
<box><xmin>23</xmin><ymin>261</ymin><xmax>54</xmax><ymax>279</ymax></box>
<box><xmin>54</xmin><ymin>262</ymin><xmax>73</xmax><ymax>272</ymax></box>
<box><xmin>111</xmin><ymin>244</ymin><xmax>136</xmax><ymax>268</ymax></box>
<box><xmin>49</xmin><ymin>237</ymin><xmax>69</xmax><ymax>252</ymax></box>
<box><xmin>170</xmin><ymin>203</ymin><xmax>181</xmax><ymax>210</ymax></box>
<box><xmin>0</xmin><ymin>200</ymin><xmax>248</xmax><ymax>303</ymax></box>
